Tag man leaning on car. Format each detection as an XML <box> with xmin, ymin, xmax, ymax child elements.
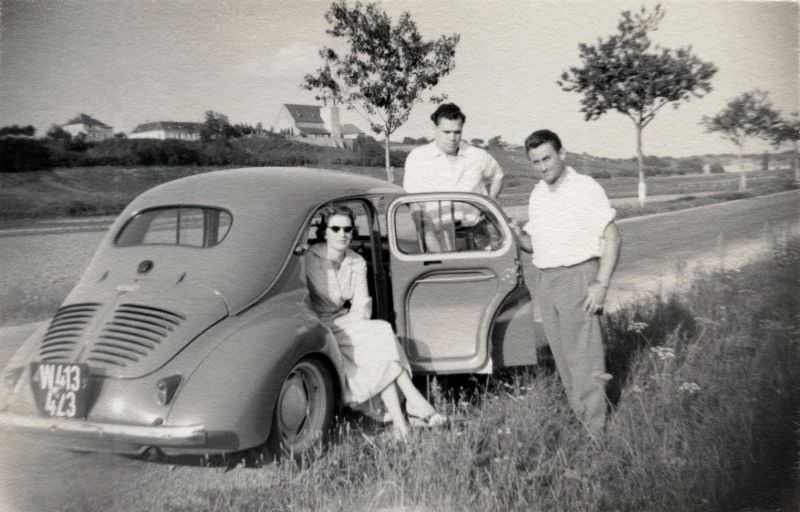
<box><xmin>403</xmin><ymin>103</ymin><xmax>505</xmax><ymax>251</ymax></box>
<box><xmin>510</xmin><ymin>129</ymin><xmax>622</xmax><ymax>435</ymax></box>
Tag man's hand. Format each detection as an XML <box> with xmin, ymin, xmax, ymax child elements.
<box><xmin>583</xmin><ymin>280</ymin><xmax>608</xmax><ymax>314</ymax></box>
<box><xmin>507</xmin><ymin>218</ymin><xmax>533</xmax><ymax>253</ymax></box>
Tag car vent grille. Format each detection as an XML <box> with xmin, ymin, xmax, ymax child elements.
<box><xmin>39</xmin><ymin>303</ymin><xmax>101</xmax><ymax>362</ymax></box>
<box><xmin>87</xmin><ymin>303</ymin><xmax>186</xmax><ymax>368</ymax></box>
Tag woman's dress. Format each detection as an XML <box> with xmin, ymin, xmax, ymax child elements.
<box><xmin>304</xmin><ymin>243</ymin><xmax>410</xmax><ymax>405</ymax></box>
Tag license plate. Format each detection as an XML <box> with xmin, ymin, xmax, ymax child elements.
<box><xmin>30</xmin><ymin>362</ymin><xmax>89</xmax><ymax>418</ymax></box>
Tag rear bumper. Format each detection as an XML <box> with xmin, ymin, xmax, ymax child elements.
<box><xmin>0</xmin><ymin>412</ymin><xmax>207</xmax><ymax>451</ymax></box>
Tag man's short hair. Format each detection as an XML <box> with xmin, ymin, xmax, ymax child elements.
<box><xmin>430</xmin><ymin>103</ymin><xmax>466</xmax><ymax>125</ymax></box>
<box><xmin>524</xmin><ymin>129</ymin><xmax>562</xmax><ymax>152</ymax></box>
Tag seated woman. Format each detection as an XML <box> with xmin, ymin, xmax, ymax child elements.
<box><xmin>304</xmin><ymin>204</ymin><xmax>446</xmax><ymax>439</ymax></box>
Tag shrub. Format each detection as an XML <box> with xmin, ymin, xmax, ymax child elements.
<box><xmin>0</xmin><ymin>138</ymin><xmax>53</xmax><ymax>171</ymax></box>
<box><xmin>709</xmin><ymin>161</ymin><xmax>726</xmax><ymax>173</ymax></box>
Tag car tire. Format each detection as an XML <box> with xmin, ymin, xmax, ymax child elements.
<box><xmin>268</xmin><ymin>357</ymin><xmax>336</xmax><ymax>460</ymax></box>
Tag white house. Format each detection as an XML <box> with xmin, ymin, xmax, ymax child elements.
<box><xmin>130</xmin><ymin>121</ymin><xmax>203</xmax><ymax>141</ymax></box>
<box><xmin>61</xmin><ymin>114</ymin><xmax>114</xmax><ymax>142</ymax></box>
<box><xmin>273</xmin><ymin>104</ymin><xmax>363</xmax><ymax>147</ymax></box>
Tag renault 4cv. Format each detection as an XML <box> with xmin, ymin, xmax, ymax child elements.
<box><xmin>0</xmin><ymin>167</ymin><xmax>536</xmax><ymax>457</ymax></box>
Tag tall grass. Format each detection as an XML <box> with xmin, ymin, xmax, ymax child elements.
<box><xmin>154</xmin><ymin>238</ymin><xmax>800</xmax><ymax>512</ymax></box>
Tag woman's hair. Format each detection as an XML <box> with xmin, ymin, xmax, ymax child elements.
<box><xmin>314</xmin><ymin>203</ymin><xmax>358</xmax><ymax>241</ymax></box>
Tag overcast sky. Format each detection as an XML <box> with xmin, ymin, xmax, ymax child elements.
<box><xmin>0</xmin><ymin>0</ymin><xmax>796</xmax><ymax>158</ymax></box>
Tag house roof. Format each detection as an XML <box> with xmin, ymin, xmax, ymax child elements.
<box><xmin>341</xmin><ymin>123</ymin><xmax>363</xmax><ymax>136</ymax></box>
<box><xmin>63</xmin><ymin>113</ymin><xmax>111</xmax><ymax>129</ymax></box>
<box><xmin>284</xmin><ymin>104</ymin><xmax>324</xmax><ymax>124</ymax></box>
<box><xmin>132</xmin><ymin>121</ymin><xmax>203</xmax><ymax>133</ymax></box>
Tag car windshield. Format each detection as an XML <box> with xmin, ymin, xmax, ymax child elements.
<box><xmin>115</xmin><ymin>206</ymin><xmax>232</xmax><ymax>248</ymax></box>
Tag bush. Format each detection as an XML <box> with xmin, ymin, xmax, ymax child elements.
<box><xmin>0</xmin><ymin>138</ymin><xmax>53</xmax><ymax>171</ymax></box>
<box><xmin>709</xmin><ymin>161</ymin><xmax>726</xmax><ymax>173</ymax></box>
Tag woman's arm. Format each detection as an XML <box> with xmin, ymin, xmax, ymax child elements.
<box><xmin>347</xmin><ymin>258</ymin><xmax>373</xmax><ymax>320</ymax></box>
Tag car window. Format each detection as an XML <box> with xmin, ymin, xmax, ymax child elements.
<box><xmin>394</xmin><ymin>199</ymin><xmax>504</xmax><ymax>255</ymax></box>
<box><xmin>115</xmin><ymin>206</ymin><xmax>232</xmax><ymax>248</ymax></box>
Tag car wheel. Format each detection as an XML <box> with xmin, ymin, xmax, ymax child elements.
<box><xmin>268</xmin><ymin>357</ymin><xmax>335</xmax><ymax>459</ymax></box>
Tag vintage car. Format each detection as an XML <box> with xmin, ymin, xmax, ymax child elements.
<box><xmin>0</xmin><ymin>167</ymin><xmax>537</xmax><ymax>457</ymax></box>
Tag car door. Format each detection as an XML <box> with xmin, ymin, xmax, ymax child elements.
<box><xmin>387</xmin><ymin>193</ymin><xmax>522</xmax><ymax>374</ymax></box>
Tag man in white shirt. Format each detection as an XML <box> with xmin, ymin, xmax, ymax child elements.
<box><xmin>511</xmin><ymin>129</ymin><xmax>621</xmax><ymax>434</ymax></box>
<box><xmin>403</xmin><ymin>103</ymin><xmax>504</xmax><ymax>251</ymax></box>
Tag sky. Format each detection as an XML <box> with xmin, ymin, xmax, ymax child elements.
<box><xmin>0</xmin><ymin>0</ymin><xmax>797</xmax><ymax>158</ymax></box>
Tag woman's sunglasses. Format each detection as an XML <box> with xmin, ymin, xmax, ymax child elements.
<box><xmin>328</xmin><ymin>225</ymin><xmax>354</xmax><ymax>233</ymax></box>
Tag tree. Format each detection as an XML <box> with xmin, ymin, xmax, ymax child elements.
<box><xmin>0</xmin><ymin>124</ymin><xmax>35</xmax><ymax>137</ymax></box>
<box><xmin>559</xmin><ymin>4</ymin><xmax>717</xmax><ymax>205</ymax></box>
<box><xmin>303</xmin><ymin>1</ymin><xmax>459</xmax><ymax>183</ymax></box>
<box><xmin>486</xmin><ymin>135</ymin><xmax>507</xmax><ymax>149</ymax></box>
<box><xmin>766</xmin><ymin>111</ymin><xmax>800</xmax><ymax>182</ymax></box>
<box><xmin>201</xmin><ymin>111</ymin><xmax>233</xmax><ymax>142</ymax></box>
<box><xmin>701</xmin><ymin>90</ymin><xmax>779</xmax><ymax>190</ymax></box>
<box><xmin>46</xmin><ymin>125</ymin><xmax>71</xmax><ymax>141</ymax></box>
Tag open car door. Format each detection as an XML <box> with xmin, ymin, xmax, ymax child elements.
<box><xmin>387</xmin><ymin>193</ymin><xmax>529</xmax><ymax>374</ymax></box>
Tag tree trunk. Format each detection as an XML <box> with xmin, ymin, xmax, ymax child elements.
<box><xmin>737</xmin><ymin>144</ymin><xmax>747</xmax><ymax>192</ymax></box>
<box><xmin>793</xmin><ymin>140</ymin><xmax>799</xmax><ymax>184</ymax></box>
<box><xmin>384</xmin><ymin>134</ymin><xmax>394</xmax><ymax>184</ymax></box>
<box><xmin>636</xmin><ymin>124</ymin><xmax>646</xmax><ymax>207</ymax></box>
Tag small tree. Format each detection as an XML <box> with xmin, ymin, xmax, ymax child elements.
<box><xmin>766</xmin><ymin>111</ymin><xmax>800</xmax><ymax>182</ymax></box>
<box><xmin>701</xmin><ymin>90</ymin><xmax>779</xmax><ymax>190</ymax></box>
<box><xmin>201</xmin><ymin>111</ymin><xmax>233</xmax><ymax>142</ymax></box>
<box><xmin>0</xmin><ymin>124</ymin><xmax>35</xmax><ymax>137</ymax></box>
<box><xmin>46</xmin><ymin>125</ymin><xmax>71</xmax><ymax>141</ymax></box>
<box><xmin>303</xmin><ymin>0</ymin><xmax>459</xmax><ymax>183</ymax></box>
<box><xmin>486</xmin><ymin>135</ymin><xmax>507</xmax><ymax>149</ymax></box>
<box><xmin>559</xmin><ymin>4</ymin><xmax>717</xmax><ymax>205</ymax></box>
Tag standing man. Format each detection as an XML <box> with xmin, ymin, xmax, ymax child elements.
<box><xmin>403</xmin><ymin>103</ymin><xmax>505</xmax><ymax>251</ymax></box>
<box><xmin>404</xmin><ymin>103</ymin><xmax>504</xmax><ymax>197</ymax></box>
<box><xmin>511</xmin><ymin>129</ymin><xmax>621</xmax><ymax>434</ymax></box>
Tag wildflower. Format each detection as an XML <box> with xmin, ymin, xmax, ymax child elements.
<box><xmin>678</xmin><ymin>382</ymin><xmax>701</xmax><ymax>395</ymax></box>
<box><xmin>628</xmin><ymin>321</ymin><xmax>648</xmax><ymax>334</ymax></box>
<box><xmin>650</xmin><ymin>346</ymin><xmax>675</xmax><ymax>361</ymax></box>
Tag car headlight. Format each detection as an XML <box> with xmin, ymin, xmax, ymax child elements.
<box><xmin>156</xmin><ymin>375</ymin><xmax>182</xmax><ymax>406</ymax></box>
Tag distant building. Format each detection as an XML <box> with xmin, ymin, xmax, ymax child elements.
<box><xmin>61</xmin><ymin>114</ymin><xmax>113</xmax><ymax>142</ymax></box>
<box><xmin>130</xmin><ymin>121</ymin><xmax>203</xmax><ymax>141</ymax></box>
<box><xmin>273</xmin><ymin>104</ymin><xmax>363</xmax><ymax>147</ymax></box>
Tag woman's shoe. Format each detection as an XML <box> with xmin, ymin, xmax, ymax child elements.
<box><xmin>408</xmin><ymin>411</ymin><xmax>448</xmax><ymax>428</ymax></box>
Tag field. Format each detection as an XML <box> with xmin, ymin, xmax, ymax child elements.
<box><xmin>59</xmin><ymin>237</ymin><xmax>797</xmax><ymax>512</ymax></box>
<box><xmin>0</xmin><ymin>158</ymin><xmax>795</xmax><ymax>222</ymax></box>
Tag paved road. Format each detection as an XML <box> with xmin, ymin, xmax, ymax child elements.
<box><xmin>0</xmin><ymin>190</ymin><xmax>798</xmax><ymax>511</ymax></box>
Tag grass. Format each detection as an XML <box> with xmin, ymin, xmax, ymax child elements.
<box><xmin>0</xmin><ymin>160</ymin><xmax>795</xmax><ymax>223</ymax></box>
<box><xmin>128</xmin><ymin>237</ymin><xmax>800</xmax><ymax>512</ymax></box>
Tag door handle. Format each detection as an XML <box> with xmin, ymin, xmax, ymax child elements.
<box><xmin>423</xmin><ymin>260</ymin><xmax>442</xmax><ymax>266</ymax></box>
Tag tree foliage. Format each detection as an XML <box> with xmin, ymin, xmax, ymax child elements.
<box><xmin>201</xmin><ymin>111</ymin><xmax>233</xmax><ymax>142</ymax></box>
<box><xmin>765</xmin><ymin>111</ymin><xmax>799</xmax><ymax>177</ymax></box>
<box><xmin>701</xmin><ymin>90</ymin><xmax>779</xmax><ymax>149</ymax></box>
<box><xmin>0</xmin><ymin>124</ymin><xmax>35</xmax><ymax>137</ymax></box>
<box><xmin>558</xmin><ymin>4</ymin><xmax>717</xmax><ymax>203</ymax></box>
<box><xmin>486</xmin><ymin>135</ymin><xmax>507</xmax><ymax>149</ymax></box>
<box><xmin>302</xmin><ymin>0</ymin><xmax>459</xmax><ymax>181</ymax></box>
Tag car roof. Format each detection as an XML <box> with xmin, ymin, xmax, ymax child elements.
<box><xmin>130</xmin><ymin>167</ymin><xmax>403</xmax><ymax>211</ymax></box>
<box><xmin>81</xmin><ymin>167</ymin><xmax>403</xmax><ymax>314</ymax></box>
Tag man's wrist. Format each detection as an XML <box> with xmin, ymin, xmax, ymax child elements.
<box><xmin>592</xmin><ymin>280</ymin><xmax>609</xmax><ymax>289</ymax></box>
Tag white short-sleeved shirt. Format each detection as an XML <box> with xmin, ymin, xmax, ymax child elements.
<box><xmin>523</xmin><ymin>167</ymin><xmax>616</xmax><ymax>269</ymax></box>
<box><xmin>403</xmin><ymin>141</ymin><xmax>504</xmax><ymax>195</ymax></box>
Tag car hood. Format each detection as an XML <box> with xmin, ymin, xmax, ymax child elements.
<box><xmin>33</xmin><ymin>279</ymin><xmax>227</xmax><ymax>379</ymax></box>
